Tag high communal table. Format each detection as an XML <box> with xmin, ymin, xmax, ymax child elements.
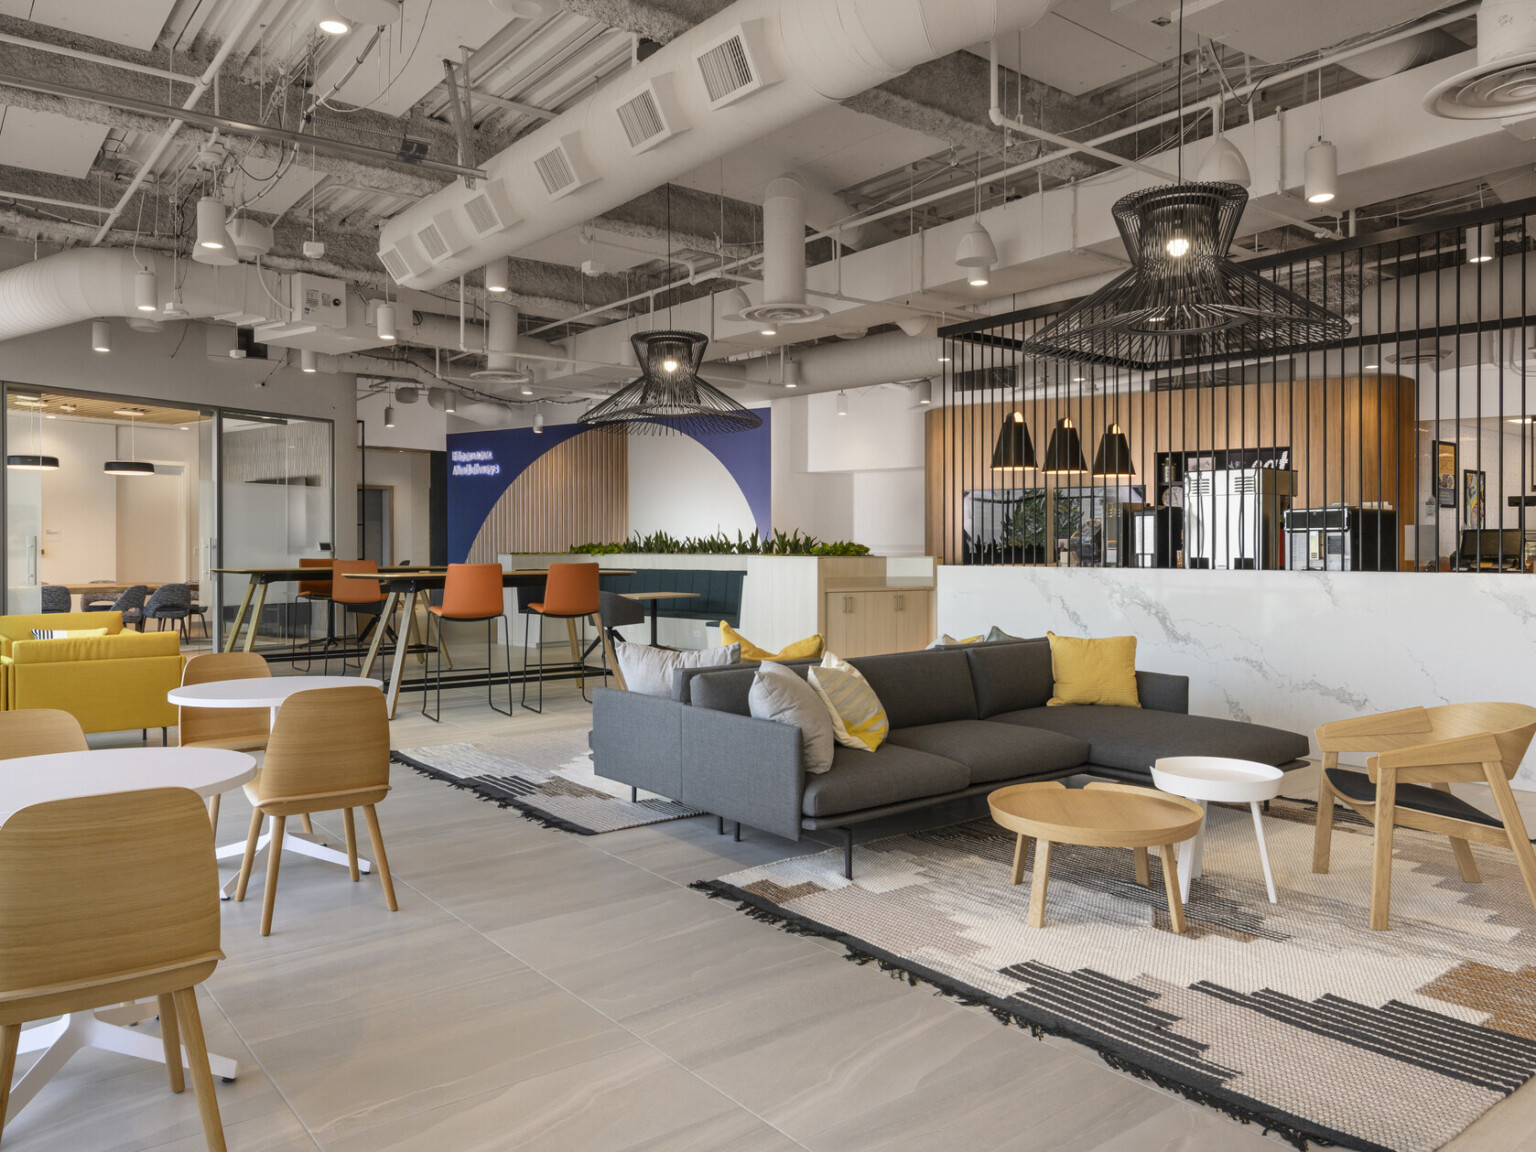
<box><xmin>342</xmin><ymin>569</ymin><xmax>633</xmax><ymax>719</ymax></box>
<box><xmin>0</xmin><ymin>747</ymin><xmax>256</xmax><ymax>1126</ymax></box>
<box><xmin>168</xmin><ymin>676</ymin><xmax>383</xmax><ymax>894</ymax></box>
<box><xmin>622</xmin><ymin>590</ymin><xmax>702</xmax><ymax>646</ymax></box>
<box><xmin>212</xmin><ymin>565</ymin><xmax>442</xmax><ymax>654</ymax></box>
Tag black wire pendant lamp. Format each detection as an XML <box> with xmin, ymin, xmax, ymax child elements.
<box><xmin>1020</xmin><ymin>181</ymin><xmax>1350</xmax><ymax>370</ymax></box>
<box><xmin>577</xmin><ymin>330</ymin><xmax>762</xmax><ymax>436</ymax></box>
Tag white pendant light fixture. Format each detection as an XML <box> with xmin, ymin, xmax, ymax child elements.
<box><xmin>443</xmin><ymin>391</ymin><xmax>456</xmax><ymax>414</ymax></box>
<box><xmin>1304</xmin><ymin>140</ymin><xmax>1337</xmax><ymax>204</ymax></box>
<box><xmin>383</xmin><ymin>401</ymin><xmax>395</xmax><ymax>428</ymax></box>
<box><xmin>533</xmin><ymin>405</ymin><xmax>545</xmax><ymax>433</ymax></box>
<box><xmin>915</xmin><ymin>379</ymin><xmax>933</xmax><ymax>406</ymax></box>
<box><xmin>91</xmin><ymin>320</ymin><xmax>111</xmax><ymax>353</ymax></box>
<box><xmin>316</xmin><ymin>0</ymin><xmax>351</xmax><ymax>34</ymax></box>
<box><xmin>968</xmin><ymin>263</ymin><xmax>992</xmax><ymax>288</ymax></box>
<box><xmin>1467</xmin><ymin>222</ymin><xmax>1497</xmax><ymax>263</ymax></box>
<box><xmin>376</xmin><ymin>302</ymin><xmax>397</xmax><ymax>342</ymax></box>
<box><xmin>955</xmin><ymin>220</ymin><xmax>998</xmax><ymax>272</ymax></box>
<box><xmin>103</xmin><ymin>410</ymin><xmax>154</xmax><ymax>476</ymax></box>
<box><xmin>195</xmin><ymin>197</ymin><xmax>232</xmax><ymax>250</ymax></box>
<box><xmin>134</xmin><ymin>268</ymin><xmax>158</xmax><ymax>312</ymax></box>
<box><xmin>300</xmin><ymin>348</ymin><xmax>318</xmax><ymax>373</ymax></box>
<box><xmin>782</xmin><ymin>358</ymin><xmax>800</xmax><ymax>389</ymax></box>
<box><xmin>1196</xmin><ymin>134</ymin><xmax>1251</xmax><ymax>189</ymax></box>
<box><xmin>836</xmin><ymin>391</ymin><xmax>849</xmax><ymax>416</ymax></box>
<box><xmin>484</xmin><ymin>257</ymin><xmax>509</xmax><ymax>294</ymax></box>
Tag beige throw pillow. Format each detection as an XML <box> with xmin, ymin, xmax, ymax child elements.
<box><xmin>748</xmin><ymin>661</ymin><xmax>834</xmax><ymax>774</ymax></box>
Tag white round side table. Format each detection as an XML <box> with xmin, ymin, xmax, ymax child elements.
<box><xmin>1150</xmin><ymin>756</ymin><xmax>1285</xmax><ymax>904</ymax></box>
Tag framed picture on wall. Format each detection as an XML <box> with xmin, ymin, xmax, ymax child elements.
<box><xmin>1434</xmin><ymin>440</ymin><xmax>1457</xmax><ymax>508</ymax></box>
<box><xmin>1464</xmin><ymin>468</ymin><xmax>1487</xmax><ymax>528</ymax></box>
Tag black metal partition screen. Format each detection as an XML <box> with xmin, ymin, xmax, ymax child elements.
<box><xmin>933</xmin><ymin>198</ymin><xmax>1536</xmax><ymax>575</ymax></box>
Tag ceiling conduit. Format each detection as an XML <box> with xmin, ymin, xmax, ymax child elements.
<box><xmin>376</xmin><ymin>0</ymin><xmax>1063</xmax><ymax>290</ymax></box>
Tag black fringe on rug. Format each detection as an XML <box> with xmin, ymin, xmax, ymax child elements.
<box><xmin>392</xmin><ymin>751</ymin><xmax>600</xmax><ymax>835</ymax></box>
<box><xmin>691</xmin><ymin>877</ymin><xmax>1374</xmax><ymax>1152</ymax></box>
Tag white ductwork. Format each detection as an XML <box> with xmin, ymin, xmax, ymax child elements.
<box><xmin>1426</xmin><ymin>0</ymin><xmax>1536</xmax><ymax>119</ymax></box>
<box><xmin>402</xmin><ymin>310</ymin><xmax>563</xmax><ymax>363</ymax></box>
<box><xmin>0</xmin><ymin>247</ymin><xmax>278</xmax><ymax>342</ymax></box>
<box><xmin>1341</xmin><ymin>30</ymin><xmax>1461</xmax><ymax>80</ymax></box>
<box><xmin>485</xmin><ymin>300</ymin><xmax>518</xmax><ymax>371</ymax></box>
<box><xmin>377</xmin><ymin>0</ymin><xmax>1060</xmax><ymax>289</ymax></box>
<box><xmin>739</xmin><ymin>175</ymin><xmax>826</xmax><ymax>327</ymax></box>
<box><xmin>1358</xmin><ymin>249</ymin><xmax>1536</xmax><ymax>337</ymax></box>
<box><xmin>701</xmin><ymin>330</ymin><xmax>977</xmax><ymax>391</ymax></box>
<box><xmin>793</xmin><ymin>169</ymin><xmax>891</xmax><ymax>250</ymax></box>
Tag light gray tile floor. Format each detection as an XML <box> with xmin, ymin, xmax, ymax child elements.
<box><xmin>8</xmin><ymin>673</ymin><xmax>1536</xmax><ymax>1151</ymax></box>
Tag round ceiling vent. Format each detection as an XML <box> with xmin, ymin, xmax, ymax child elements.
<box><xmin>736</xmin><ymin>301</ymin><xmax>828</xmax><ymax>325</ymax></box>
<box><xmin>468</xmin><ymin>366</ymin><xmax>534</xmax><ymax>386</ymax></box>
<box><xmin>1425</xmin><ymin>1</ymin><xmax>1536</xmax><ymax>119</ymax></box>
<box><xmin>1386</xmin><ymin>340</ymin><xmax>1453</xmax><ymax>365</ymax></box>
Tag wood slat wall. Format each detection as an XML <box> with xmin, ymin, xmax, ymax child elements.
<box><xmin>926</xmin><ymin>376</ymin><xmax>1418</xmax><ymax>564</ymax></box>
<box><xmin>467</xmin><ymin>430</ymin><xmax>628</xmax><ymax>561</ymax></box>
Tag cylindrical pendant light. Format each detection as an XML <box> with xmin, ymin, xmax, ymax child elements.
<box><xmin>1466</xmin><ymin>223</ymin><xmax>1496</xmax><ymax>264</ymax></box>
<box><xmin>383</xmin><ymin>404</ymin><xmax>395</xmax><ymax>428</ymax></box>
<box><xmin>485</xmin><ymin>257</ymin><xmax>509</xmax><ymax>293</ymax></box>
<box><xmin>915</xmin><ymin>379</ymin><xmax>933</xmax><ymax>406</ymax></box>
<box><xmin>376</xmin><ymin>302</ymin><xmax>397</xmax><ymax>342</ymax></box>
<box><xmin>1092</xmin><ymin>423</ymin><xmax>1135</xmax><ymax>478</ymax></box>
<box><xmin>300</xmin><ymin>348</ymin><xmax>317</xmax><ymax>373</ymax></box>
<box><xmin>443</xmin><ymin>391</ymin><xmax>456</xmax><ymax>413</ymax></box>
<box><xmin>196</xmin><ymin>197</ymin><xmax>232</xmax><ymax>250</ymax></box>
<box><xmin>782</xmin><ymin>359</ymin><xmax>800</xmax><ymax>389</ymax></box>
<box><xmin>1041</xmin><ymin>417</ymin><xmax>1087</xmax><ymax>473</ymax></box>
<box><xmin>91</xmin><ymin>319</ymin><xmax>111</xmax><ymax>352</ymax></box>
<box><xmin>990</xmin><ymin>411</ymin><xmax>1036</xmax><ymax>472</ymax></box>
<box><xmin>533</xmin><ymin>406</ymin><xmax>545</xmax><ymax>433</ymax></box>
<box><xmin>836</xmin><ymin>391</ymin><xmax>848</xmax><ymax>416</ymax></box>
<box><xmin>1304</xmin><ymin>140</ymin><xmax>1337</xmax><ymax>204</ymax></box>
<box><xmin>134</xmin><ymin>268</ymin><xmax>158</xmax><ymax>312</ymax></box>
<box><xmin>967</xmin><ymin>264</ymin><xmax>992</xmax><ymax>288</ymax></box>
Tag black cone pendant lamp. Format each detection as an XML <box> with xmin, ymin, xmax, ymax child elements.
<box><xmin>990</xmin><ymin>411</ymin><xmax>1036</xmax><ymax>472</ymax></box>
<box><xmin>1092</xmin><ymin>423</ymin><xmax>1135</xmax><ymax>478</ymax></box>
<box><xmin>1041</xmin><ymin>417</ymin><xmax>1087</xmax><ymax>473</ymax></box>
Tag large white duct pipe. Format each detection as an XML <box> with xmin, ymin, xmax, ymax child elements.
<box><xmin>486</xmin><ymin>299</ymin><xmax>518</xmax><ymax>371</ymax></box>
<box><xmin>793</xmin><ymin>170</ymin><xmax>892</xmax><ymax>250</ymax></box>
<box><xmin>740</xmin><ymin>175</ymin><xmax>825</xmax><ymax>326</ymax></box>
<box><xmin>1357</xmin><ymin>249</ymin><xmax>1536</xmax><ymax>337</ymax></box>
<box><xmin>403</xmin><ymin>310</ymin><xmax>563</xmax><ymax>361</ymax></box>
<box><xmin>716</xmin><ymin>331</ymin><xmax>980</xmax><ymax>390</ymax></box>
<box><xmin>377</xmin><ymin>0</ymin><xmax>1060</xmax><ymax>290</ymax></box>
<box><xmin>1340</xmin><ymin>29</ymin><xmax>1461</xmax><ymax>80</ymax></box>
<box><xmin>0</xmin><ymin>247</ymin><xmax>282</xmax><ymax>342</ymax></box>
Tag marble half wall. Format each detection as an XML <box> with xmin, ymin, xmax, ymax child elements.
<box><xmin>938</xmin><ymin>567</ymin><xmax>1536</xmax><ymax>788</ymax></box>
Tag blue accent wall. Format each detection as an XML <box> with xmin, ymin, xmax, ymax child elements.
<box><xmin>445</xmin><ymin>411</ymin><xmax>772</xmax><ymax>561</ymax></box>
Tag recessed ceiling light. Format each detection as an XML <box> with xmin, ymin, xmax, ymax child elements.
<box><xmin>180</xmin><ymin>426</ymin><xmax>190</xmax><ymax>431</ymax></box>
<box><xmin>113</xmin><ymin>407</ymin><xmax>147</xmax><ymax>417</ymax></box>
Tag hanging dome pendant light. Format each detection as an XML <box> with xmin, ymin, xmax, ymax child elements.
<box><xmin>577</xmin><ymin>331</ymin><xmax>762</xmax><ymax>436</ymax></box>
<box><xmin>1020</xmin><ymin>182</ymin><xmax>1350</xmax><ymax>370</ymax></box>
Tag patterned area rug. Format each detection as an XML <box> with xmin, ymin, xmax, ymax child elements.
<box><xmin>697</xmin><ymin>797</ymin><xmax>1536</xmax><ymax>1152</ymax></box>
<box><xmin>394</xmin><ymin>730</ymin><xmax>704</xmax><ymax>834</ymax></box>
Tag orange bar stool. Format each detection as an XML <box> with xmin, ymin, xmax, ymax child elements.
<box><xmin>328</xmin><ymin>560</ymin><xmax>389</xmax><ymax>672</ymax></box>
<box><xmin>521</xmin><ymin>562</ymin><xmax>601</xmax><ymax>713</ymax></box>
<box><xmin>423</xmin><ymin>563</ymin><xmax>514</xmax><ymax>720</ymax></box>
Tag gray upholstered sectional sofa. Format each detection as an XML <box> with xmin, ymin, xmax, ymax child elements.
<box><xmin>590</xmin><ymin>637</ymin><xmax>1310</xmax><ymax>876</ymax></box>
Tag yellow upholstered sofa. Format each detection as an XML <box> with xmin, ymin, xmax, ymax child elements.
<box><xmin>0</xmin><ymin>611</ymin><xmax>182</xmax><ymax>734</ymax></box>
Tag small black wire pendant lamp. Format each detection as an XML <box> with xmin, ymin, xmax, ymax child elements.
<box><xmin>1021</xmin><ymin>0</ymin><xmax>1348</xmax><ymax>371</ymax></box>
<box><xmin>577</xmin><ymin>330</ymin><xmax>762</xmax><ymax>436</ymax></box>
<box><xmin>578</xmin><ymin>186</ymin><xmax>761</xmax><ymax>436</ymax></box>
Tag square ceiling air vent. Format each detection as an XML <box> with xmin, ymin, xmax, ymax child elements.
<box><xmin>694</xmin><ymin>20</ymin><xmax>777</xmax><ymax>110</ymax></box>
<box><xmin>461</xmin><ymin>177</ymin><xmax>518</xmax><ymax>236</ymax></box>
<box><xmin>615</xmin><ymin>75</ymin><xmax>687</xmax><ymax>153</ymax></box>
<box><xmin>533</xmin><ymin>133</ymin><xmax>597</xmax><ymax>200</ymax></box>
<box><xmin>379</xmin><ymin>247</ymin><xmax>411</xmax><ymax>281</ymax></box>
<box><xmin>378</xmin><ymin>233</ymin><xmax>432</xmax><ymax>280</ymax></box>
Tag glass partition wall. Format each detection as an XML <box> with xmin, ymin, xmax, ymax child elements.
<box><xmin>2</xmin><ymin>384</ymin><xmax>333</xmax><ymax>651</ymax></box>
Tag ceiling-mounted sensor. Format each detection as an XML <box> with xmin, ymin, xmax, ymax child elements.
<box><xmin>303</xmin><ymin>240</ymin><xmax>326</xmax><ymax>259</ymax></box>
<box><xmin>1426</xmin><ymin>0</ymin><xmax>1536</xmax><ymax>119</ymax></box>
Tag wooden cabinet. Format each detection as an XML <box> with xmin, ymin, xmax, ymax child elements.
<box><xmin>823</xmin><ymin>589</ymin><xmax>932</xmax><ymax>658</ymax></box>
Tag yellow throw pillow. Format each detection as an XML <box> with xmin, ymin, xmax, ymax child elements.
<box><xmin>808</xmin><ymin>652</ymin><xmax>888</xmax><ymax>752</ymax></box>
<box><xmin>1046</xmin><ymin>631</ymin><xmax>1140</xmax><ymax>708</ymax></box>
<box><xmin>720</xmin><ymin>621</ymin><xmax>825</xmax><ymax>663</ymax></box>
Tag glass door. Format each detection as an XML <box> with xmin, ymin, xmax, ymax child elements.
<box><xmin>4</xmin><ymin>386</ymin><xmax>46</xmax><ymax>613</ymax></box>
<box><xmin>218</xmin><ymin>412</ymin><xmax>334</xmax><ymax>649</ymax></box>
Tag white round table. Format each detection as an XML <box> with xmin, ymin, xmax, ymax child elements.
<box><xmin>1151</xmin><ymin>756</ymin><xmax>1285</xmax><ymax>904</ymax></box>
<box><xmin>168</xmin><ymin>675</ymin><xmax>381</xmax><ymax>728</ymax></box>
<box><xmin>167</xmin><ymin>677</ymin><xmax>385</xmax><ymax>894</ymax></box>
<box><xmin>0</xmin><ymin>747</ymin><xmax>256</xmax><ymax>1127</ymax></box>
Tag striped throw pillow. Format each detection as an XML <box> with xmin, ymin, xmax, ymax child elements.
<box><xmin>808</xmin><ymin>652</ymin><xmax>888</xmax><ymax>753</ymax></box>
<box><xmin>31</xmin><ymin>628</ymin><xmax>109</xmax><ymax>640</ymax></box>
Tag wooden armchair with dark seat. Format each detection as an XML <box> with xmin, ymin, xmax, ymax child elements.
<box><xmin>1313</xmin><ymin>702</ymin><xmax>1536</xmax><ymax>930</ymax></box>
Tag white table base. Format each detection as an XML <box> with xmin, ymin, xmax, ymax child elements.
<box><xmin>10</xmin><ymin>1006</ymin><xmax>239</xmax><ymax>1127</ymax></box>
<box><xmin>1176</xmin><ymin>799</ymin><xmax>1278</xmax><ymax>905</ymax></box>
<box><xmin>216</xmin><ymin>828</ymin><xmax>372</xmax><ymax>898</ymax></box>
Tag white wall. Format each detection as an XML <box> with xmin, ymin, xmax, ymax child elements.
<box><xmin>361</xmin><ymin>448</ymin><xmax>433</xmax><ymax>567</ymax></box>
<box><xmin>627</xmin><ymin>433</ymin><xmax>756</xmax><ymax>540</ymax></box>
<box><xmin>772</xmin><ymin>387</ymin><xmax>926</xmax><ymax>554</ymax></box>
<box><xmin>34</xmin><ymin>422</ymin><xmax>116</xmax><ymax>586</ymax></box>
<box><xmin>938</xmin><ymin>565</ymin><xmax>1536</xmax><ymax>788</ymax></box>
<box><xmin>358</xmin><ymin>388</ymin><xmax>448</xmax><ymax>451</ymax></box>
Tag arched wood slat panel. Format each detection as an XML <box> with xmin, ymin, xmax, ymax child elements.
<box><xmin>467</xmin><ymin>430</ymin><xmax>627</xmax><ymax>561</ymax></box>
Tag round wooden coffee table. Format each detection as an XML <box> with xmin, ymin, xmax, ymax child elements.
<box><xmin>988</xmin><ymin>780</ymin><xmax>1205</xmax><ymax>931</ymax></box>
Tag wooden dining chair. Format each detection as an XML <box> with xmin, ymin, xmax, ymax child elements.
<box><xmin>0</xmin><ymin>709</ymin><xmax>87</xmax><ymax>760</ymax></box>
<box><xmin>235</xmin><ymin>686</ymin><xmax>397</xmax><ymax>936</ymax></box>
<box><xmin>0</xmin><ymin>788</ymin><xmax>227</xmax><ymax>1150</ymax></box>
<box><xmin>178</xmin><ymin>653</ymin><xmax>281</xmax><ymax>834</ymax></box>
<box><xmin>1313</xmin><ymin>702</ymin><xmax>1536</xmax><ymax>930</ymax></box>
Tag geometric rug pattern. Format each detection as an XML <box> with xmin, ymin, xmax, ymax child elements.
<box><xmin>394</xmin><ymin>733</ymin><xmax>705</xmax><ymax>834</ymax></box>
<box><xmin>699</xmin><ymin>798</ymin><xmax>1536</xmax><ymax>1151</ymax></box>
